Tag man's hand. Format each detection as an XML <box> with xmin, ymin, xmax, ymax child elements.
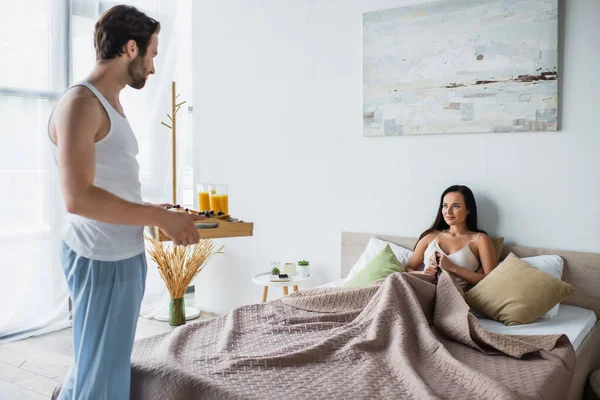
<box><xmin>148</xmin><ymin>203</ymin><xmax>172</xmax><ymax>209</ymax></box>
<box><xmin>158</xmin><ymin>211</ymin><xmax>205</xmax><ymax>246</ymax></box>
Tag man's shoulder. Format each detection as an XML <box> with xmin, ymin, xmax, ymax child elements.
<box><xmin>50</xmin><ymin>86</ymin><xmax>107</xmax><ymax>143</ymax></box>
<box><xmin>61</xmin><ymin>86</ymin><xmax>101</xmax><ymax>109</ymax></box>
<box><xmin>54</xmin><ymin>86</ymin><xmax>104</xmax><ymax>121</ymax></box>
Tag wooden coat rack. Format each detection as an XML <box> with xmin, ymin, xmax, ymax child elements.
<box><xmin>161</xmin><ymin>81</ymin><xmax>187</xmax><ymax>204</ymax></box>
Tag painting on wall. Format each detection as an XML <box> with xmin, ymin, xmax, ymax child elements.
<box><xmin>362</xmin><ymin>0</ymin><xmax>558</xmax><ymax>136</ymax></box>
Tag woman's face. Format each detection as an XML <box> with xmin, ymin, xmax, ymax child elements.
<box><xmin>442</xmin><ymin>192</ymin><xmax>468</xmax><ymax>226</ymax></box>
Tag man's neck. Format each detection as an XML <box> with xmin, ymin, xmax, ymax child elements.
<box><xmin>85</xmin><ymin>61</ymin><xmax>129</xmax><ymax>104</ymax></box>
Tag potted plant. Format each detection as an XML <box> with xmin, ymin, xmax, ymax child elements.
<box><xmin>298</xmin><ymin>260</ymin><xmax>310</xmax><ymax>277</ymax></box>
<box><xmin>271</xmin><ymin>266</ymin><xmax>280</xmax><ymax>277</ymax></box>
<box><xmin>145</xmin><ymin>236</ymin><xmax>224</xmax><ymax>326</ymax></box>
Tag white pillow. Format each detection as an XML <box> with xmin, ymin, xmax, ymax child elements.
<box><xmin>343</xmin><ymin>237</ymin><xmax>413</xmax><ymax>284</ymax></box>
<box><xmin>316</xmin><ymin>278</ymin><xmax>345</xmax><ymax>288</ymax></box>
<box><xmin>521</xmin><ymin>255</ymin><xmax>565</xmax><ymax>319</ymax></box>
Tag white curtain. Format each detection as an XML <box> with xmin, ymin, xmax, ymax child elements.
<box><xmin>0</xmin><ymin>97</ymin><xmax>71</xmax><ymax>344</ymax></box>
<box><xmin>133</xmin><ymin>0</ymin><xmax>194</xmax><ymax>319</ymax></box>
<box><xmin>0</xmin><ymin>0</ymin><xmax>71</xmax><ymax>344</ymax></box>
<box><xmin>0</xmin><ymin>0</ymin><xmax>193</xmax><ymax>343</ymax></box>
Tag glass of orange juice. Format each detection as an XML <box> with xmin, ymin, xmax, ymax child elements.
<box><xmin>197</xmin><ymin>183</ymin><xmax>211</xmax><ymax>211</ymax></box>
<box><xmin>208</xmin><ymin>184</ymin><xmax>229</xmax><ymax>214</ymax></box>
<box><xmin>208</xmin><ymin>184</ymin><xmax>221</xmax><ymax>212</ymax></box>
<box><xmin>217</xmin><ymin>184</ymin><xmax>229</xmax><ymax>215</ymax></box>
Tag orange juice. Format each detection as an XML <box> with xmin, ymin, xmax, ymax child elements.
<box><xmin>210</xmin><ymin>194</ymin><xmax>222</xmax><ymax>212</ymax></box>
<box><xmin>198</xmin><ymin>191</ymin><xmax>210</xmax><ymax>211</ymax></box>
<box><xmin>217</xmin><ymin>194</ymin><xmax>229</xmax><ymax>214</ymax></box>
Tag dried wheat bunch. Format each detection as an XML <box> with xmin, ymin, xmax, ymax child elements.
<box><xmin>145</xmin><ymin>235</ymin><xmax>224</xmax><ymax>299</ymax></box>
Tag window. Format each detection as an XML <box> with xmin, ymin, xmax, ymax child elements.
<box><xmin>0</xmin><ymin>0</ymin><xmax>69</xmax><ymax>337</ymax></box>
<box><xmin>0</xmin><ymin>0</ymin><xmax>67</xmax><ymax>237</ymax></box>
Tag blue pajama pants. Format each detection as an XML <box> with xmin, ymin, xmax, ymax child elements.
<box><xmin>58</xmin><ymin>243</ymin><xmax>147</xmax><ymax>400</ymax></box>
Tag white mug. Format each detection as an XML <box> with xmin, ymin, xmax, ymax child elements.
<box><xmin>283</xmin><ymin>262</ymin><xmax>297</xmax><ymax>276</ymax></box>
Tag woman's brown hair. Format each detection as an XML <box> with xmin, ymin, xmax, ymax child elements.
<box><xmin>415</xmin><ymin>185</ymin><xmax>487</xmax><ymax>248</ymax></box>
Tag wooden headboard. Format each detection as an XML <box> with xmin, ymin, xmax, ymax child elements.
<box><xmin>341</xmin><ymin>231</ymin><xmax>600</xmax><ymax>318</ymax></box>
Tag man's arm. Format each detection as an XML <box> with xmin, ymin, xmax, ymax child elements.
<box><xmin>52</xmin><ymin>92</ymin><xmax>200</xmax><ymax>245</ymax></box>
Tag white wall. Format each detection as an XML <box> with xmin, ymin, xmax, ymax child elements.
<box><xmin>192</xmin><ymin>0</ymin><xmax>600</xmax><ymax>314</ymax></box>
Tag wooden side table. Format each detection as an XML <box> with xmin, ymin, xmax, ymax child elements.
<box><xmin>252</xmin><ymin>273</ymin><xmax>312</xmax><ymax>302</ymax></box>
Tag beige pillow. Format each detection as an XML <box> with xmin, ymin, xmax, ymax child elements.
<box><xmin>466</xmin><ymin>252</ymin><xmax>575</xmax><ymax>326</ymax></box>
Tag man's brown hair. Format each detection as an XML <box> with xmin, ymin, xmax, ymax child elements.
<box><xmin>94</xmin><ymin>5</ymin><xmax>160</xmax><ymax>60</ymax></box>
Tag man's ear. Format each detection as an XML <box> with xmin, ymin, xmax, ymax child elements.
<box><xmin>123</xmin><ymin>39</ymin><xmax>138</xmax><ymax>59</ymax></box>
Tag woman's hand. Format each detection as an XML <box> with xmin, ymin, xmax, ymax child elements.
<box><xmin>423</xmin><ymin>264</ymin><xmax>439</xmax><ymax>277</ymax></box>
<box><xmin>438</xmin><ymin>254</ymin><xmax>457</xmax><ymax>273</ymax></box>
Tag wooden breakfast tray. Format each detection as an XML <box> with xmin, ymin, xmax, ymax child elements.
<box><xmin>146</xmin><ymin>209</ymin><xmax>254</xmax><ymax>241</ymax></box>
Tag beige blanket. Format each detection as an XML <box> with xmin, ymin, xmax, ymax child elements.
<box><xmin>54</xmin><ymin>271</ymin><xmax>576</xmax><ymax>399</ymax></box>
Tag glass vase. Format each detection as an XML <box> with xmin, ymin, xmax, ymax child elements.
<box><xmin>169</xmin><ymin>297</ymin><xmax>186</xmax><ymax>326</ymax></box>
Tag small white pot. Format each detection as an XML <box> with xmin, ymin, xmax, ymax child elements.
<box><xmin>299</xmin><ymin>265</ymin><xmax>309</xmax><ymax>277</ymax></box>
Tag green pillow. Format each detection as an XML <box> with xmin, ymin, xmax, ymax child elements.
<box><xmin>343</xmin><ymin>244</ymin><xmax>405</xmax><ymax>288</ymax></box>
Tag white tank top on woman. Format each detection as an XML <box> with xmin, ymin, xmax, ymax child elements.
<box><xmin>49</xmin><ymin>81</ymin><xmax>145</xmax><ymax>261</ymax></box>
<box><xmin>423</xmin><ymin>231</ymin><xmax>481</xmax><ymax>290</ymax></box>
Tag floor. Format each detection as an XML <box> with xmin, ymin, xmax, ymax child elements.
<box><xmin>0</xmin><ymin>294</ymin><xmax>216</xmax><ymax>400</ymax></box>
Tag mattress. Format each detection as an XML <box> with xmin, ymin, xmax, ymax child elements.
<box><xmin>477</xmin><ymin>304</ymin><xmax>597</xmax><ymax>350</ymax></box>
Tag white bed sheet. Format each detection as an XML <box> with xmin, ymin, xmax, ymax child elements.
<box><xmin>316</xmin><ymin>280</ymin><xmax>597</xmax><ymax>351</ymax></box>
<box><xmin>477</xmin><ymin>304</ymin><xmax>597</xmax><ymax>350</ymax></box>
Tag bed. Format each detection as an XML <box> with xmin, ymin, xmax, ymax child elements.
<box><xmin>340</xmin><ymin>232</ymin><xmax>600</xmax><ymax>400</ymax></box>
<box><xmin>53</xmin><ymin>232</ymin><xmax>600</xmax><ymax>399</ymax></box>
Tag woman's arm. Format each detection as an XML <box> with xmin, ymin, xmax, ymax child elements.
<box><xmin>438</xmin><ymin>234</ymin><xmax>497</xmax><ymax>284</ymax></box>
<box><xmin>477</xmin><ymin>233</ymin><xmax>498</xmax><ymax>274</ymax></box>
<box><xmin>405</xmin><ymin>233</ymin><xmax>435</xmax><ymax>271</ymax></box>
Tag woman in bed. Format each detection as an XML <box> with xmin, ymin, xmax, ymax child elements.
<box><xmin>404</xmin><ymin>185</ymin><xmax>497</xmax><ymax>289</ymax></box>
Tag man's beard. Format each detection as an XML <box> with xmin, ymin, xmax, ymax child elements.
<box><xmin>128</xmin><ymin>56</ymin><xmax>147</xmax><ymax>89</ymax></box>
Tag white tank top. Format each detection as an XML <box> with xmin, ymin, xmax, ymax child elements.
<box><xmin>49</xmin><ymin>81</ymin><xmax>145</xmax><ymax>261</ymax></box>
<box><xmin>423</xmin><ymin>231</ymin><xmax>481</xmax><ymax>290</ymax></box>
